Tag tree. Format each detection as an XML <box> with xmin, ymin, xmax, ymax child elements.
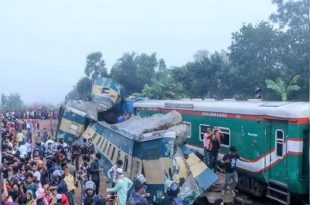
<box><xmin>158</xmin><ymin>58</ymin><xmax>167</xmax><ymax>72</ymax></box>
<box><xmin>65</xmin><ymin>77</ymin><xmax>92</xmax><ymax>101</ymax></box>
<box><xmin>110</xmin><ymin>52</ymin><xmax>158</xmax><ymax>94</ymax></box>
<box><xmin>269</xmin><ymin>0</ymin><xmax>310</xmax><ymax>100</ymax></box>
<box><xmin>193</xmin><ymin>50</ymin><xmax>209</xmax><ymax>63</ymax></box>
<box><xmin>172</xmin><ymin>51</ymin><xmax>233</xmax><ymax>99</ymax></box>
<box><xmin>229</xmin><ymin>22</ymin><xmax>284</xmax><ymax>99</ymax></box>
<box><xmin>85</xmin><ymin>52</ymin><xmax>108</xmax><ymax>80</ymax></box>
<box><xmin>142</xmin><ymin>70</ymin><xmax>184</xmax><ymax>99</ymax></box>
<box><xmin>1</xmin><ymin>93</ymin><xmax>23</xmax><ymax>111</ymax></box>
<box><xmin>270</xmin><ymin>0</ymin><xmax>309</xmax><ymax>30</ymax></box>
<box><xmin>265</xmin><ymin>75</ymin><xmax>300</xmax><ymax>101</ymax></box>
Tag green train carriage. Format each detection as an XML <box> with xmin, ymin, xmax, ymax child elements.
<box><xmin>134</xmin><ymin>99</ymin><xmax>309</xmax><ymax>204</ymax></box>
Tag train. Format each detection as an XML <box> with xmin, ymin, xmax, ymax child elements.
<box><xmin>56</xmin><ymin>100</ymin><xmax>218</xmax><ymax>204</ymax></box>
<box><xmin>134</xmin><ymin>99</ymin><xmax>310</xmax><ymax>205</ymax></box>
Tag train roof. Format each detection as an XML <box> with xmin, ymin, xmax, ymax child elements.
<box><xmin>96</xmin><ymin>110</ymin><xmax>182</xmax><ymax>142</ymax></box>
<box><xmin>65</xmin><ymin>100</ymin><xmax>103</xmax><ymax>121</ymax></box>
<box><xmin>134</xmin><ymin>100</ymin><xmax>310</xmax><ymax>118</ymax></box>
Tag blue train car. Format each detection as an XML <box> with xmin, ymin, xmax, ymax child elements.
<box><xmin>57</xmin><ymin>101</ymin><xmax>100</xmax><ymax>144</ymax></box>
<box><xmin>91</xmin><ymin>77</ymin><xmax>126</xmax><ymax>110</ymax></box>
<box><xmin>82</xmin><ymin>111</ymin><xmax>218</xmax><ymax>204</ymax></box>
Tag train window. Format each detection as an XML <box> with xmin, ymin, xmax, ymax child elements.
<box><xmin>124</xmin><ymin>156</ymin><xmax>129</xmax><ymax>172</ymax></box>
<box><xmin>135</xmin><ymin>161</ymin><xmax>140</xmax><ymax>175</ymax></box>
<box><xmin>199</xmin><ymin>124</ymin><xmax>210</xmax><ymax>141</ymax></box>
<box><xmin>99</xmin><ymin>138</ymin><xmax>105</xmax><ymax>148</ymax></box>
<box><xmin>107</xmin><ymin>144</ymin><xmax>112</xmax><ymax>155</ymax></box>
<box><xmin>168</xmin><ymin>168</ymin><xmax>172</xmax><ymax>180</ymax></box>
<box><xmin>92</xmin><ymin>133</ymin><xmax>98</xmax><ymax>143</ymax></box>
<box><xmin>69</xmin><ymin>123</ymin><xmax>79</xmax><ymax>134</ymax></box>
<box><xmin>102</xmin><ymin>87</ymin><xmax>110</xmax><ymax>94</ymax></box>
<box><xmin>219</xmin><ymin>127</ymin><xmax>230</xmax><ymax>147</ymax></box>
<box><xmin>97</xmin><ymin>137</ymin><xmax>102</xmax><ymax>146</ymax></box>
<box><xmin>276</xmin><ymin>129</ymin><xmax>284</xmax><ymax>157</ymax></box>
<box><xmin>103</xmin><ymin>141</ymin><xmax>108</xmax><ymax>152</ymax></box>
<box><xmin>111</xmin><ymin>147</ymin><xmax>115</xmax><ymax>160</ymax></box>
<box><xmin>182</xmin><ymin>121</ymin><xmax>192</xmax><ymax>138</ymax></box>
<box><xmin>116</xmin><ymin>151</ymin><xmax>121</xmax><ymax>161</ymax></box>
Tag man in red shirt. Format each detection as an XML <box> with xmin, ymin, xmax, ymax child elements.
<box><xmin>203</xmin><ymin>128</ymin><xmax>212</xmax><ymax>168</ymax></box>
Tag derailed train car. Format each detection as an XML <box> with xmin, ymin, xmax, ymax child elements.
<box><xmin>56</xmin><ymin>101</ymin><xmax>101</xmax><ymax>144</ymax></box>
<box><xmin>57</xmin><ymin>104</ymin><xmax>219</xmax><ymax>204</ymax></box>
<box><xmin>81</xmin><ymin>111</ymin><xmax>218</xmax><ymax>204</ymax></box>
<box><xmin>57</xmin><ymin>77</ymin><xmax>128</xmax><ymax>144</ymax></box>
<box><xmin>56</xmin><ymin>77</ymin><xmax>219</xmax><ymax>203</ymax></box>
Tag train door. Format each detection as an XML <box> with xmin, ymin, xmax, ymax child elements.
<box><xmin>269</xmin><ymin>120</ymin><xmax>288</xmax><ymax>183</ymax></box>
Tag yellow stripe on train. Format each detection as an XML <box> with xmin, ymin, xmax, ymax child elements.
<box><xmin>59</xmin><ymin>118</ymin><xmax>84</xmax><ymax>136</ymax></box>
<box><xmin>186</xmin><ymin>152</ymin><xmax>208</xmax><ymax>178</ymax></box>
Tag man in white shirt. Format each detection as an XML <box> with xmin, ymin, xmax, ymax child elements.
<box><xmin>107</xmin><ymin>160</ymin><xmax>123</xmax><ymax>186</ymax></box>
<box><xmin>32</xmin><ymin>162</ymin><xmax>42</xmax><ymax>187</ymax></box>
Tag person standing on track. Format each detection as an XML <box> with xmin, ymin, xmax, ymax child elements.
<box><xmin>221</xmin><ymin>146</ymin><xmax>249</xmax><ymax>197</ymax></box>
<box><xmin>89</xmin><ymin>153</ymin><xmax>102</xmax><ymax>195</ymax></box>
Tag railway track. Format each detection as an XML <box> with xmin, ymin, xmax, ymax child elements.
<box><xmin>205</xmin><ymin>172</ymin><xmax>280</xmax><ymax>205</ymax></box>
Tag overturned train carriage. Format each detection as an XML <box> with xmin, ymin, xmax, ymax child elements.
<box><xmin>57</xmin><ymin>101</ymin><xmax>102</xmax><ymax>144</ymax></box>
<box><xmin>82</xmin><ymin>111</ymin><xmax>218</xmax><ymax>204</ymax></box>
<box><xmin>57</xmin><ymin>77</ymin><xmax>128</xmax><ymax>144</ymax></box>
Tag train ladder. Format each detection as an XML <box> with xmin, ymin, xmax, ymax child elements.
<box><xmin>266</xmin><ymin>180</ymin><xmax>290</xmax><ymax>205</ymax></box>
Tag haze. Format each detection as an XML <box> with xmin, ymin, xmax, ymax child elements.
<box><xmin>0</xmin><ymin>0</ymin><xmax>276</xmax><ymax>104</ymax></box>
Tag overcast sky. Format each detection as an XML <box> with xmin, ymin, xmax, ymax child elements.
<box><xmin>0</xmin><ymin>0</ymin><xmax>276</xmax><ymax>105</ymax></box>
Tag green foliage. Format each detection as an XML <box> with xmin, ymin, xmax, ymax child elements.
<box><xmin>110</xmin><ymin>52</ymin><xmax>158</xmax><ymax>94</ymax></box>
<box><xmin>158</xmin><ymin>58</ymin><xmax>167</xmax><ymax>72</ymax></box>
<box><xmin>65</xmin><ymin>77</ymin><xmax>92</xmax><ymax>101</ymax></box>
<box><xmin>270</xmin><ymin>0</ymin><xmax>309</xmax><ymax>30</ymax></box>
<box><xmin>67</xmin><ymin>51</ymin><xmax>107</xmax><ymax>101</ymax></box>
<box><xmin>1</xmin><ymin>93</ymin><xmax>24</xmax><ymax>111</ymax></box>
<box><xmin>269</xmin><ymin>0</ymin><xmax>310</xmax><ymax>100</ymax></box>
<box><xmin>85</xmin><ymin>52</ymin><xmax>108</xmax><ymax>80</ymax></box>
<box><xmin>229</xmin><ymin>22</ymin><xmax>283</xmax><ymax>99</ymax></box>
<box><xmin>172</xmin><ymin>51</ymin><xmax>233</xmax><ymax>99</ymax></box>
<box><xmin>265</xmin><ymin>75</ymin><xmax>300</xmax><ymax>101</ymax></box>
<box><xmin>142</xmin><ymin>70</ymin><xmax>184</xmax><ymax>99</ymax></box>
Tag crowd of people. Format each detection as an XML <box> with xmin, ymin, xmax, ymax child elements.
<box><xmin>1</xmin><ymin>112</ymin><xmax>105</xmax><ymax>205</ymax></box>
<box><xmin>3</xmin><ymin>106</ymin><xmax>58</xmax><ymax>121</ymax></box>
